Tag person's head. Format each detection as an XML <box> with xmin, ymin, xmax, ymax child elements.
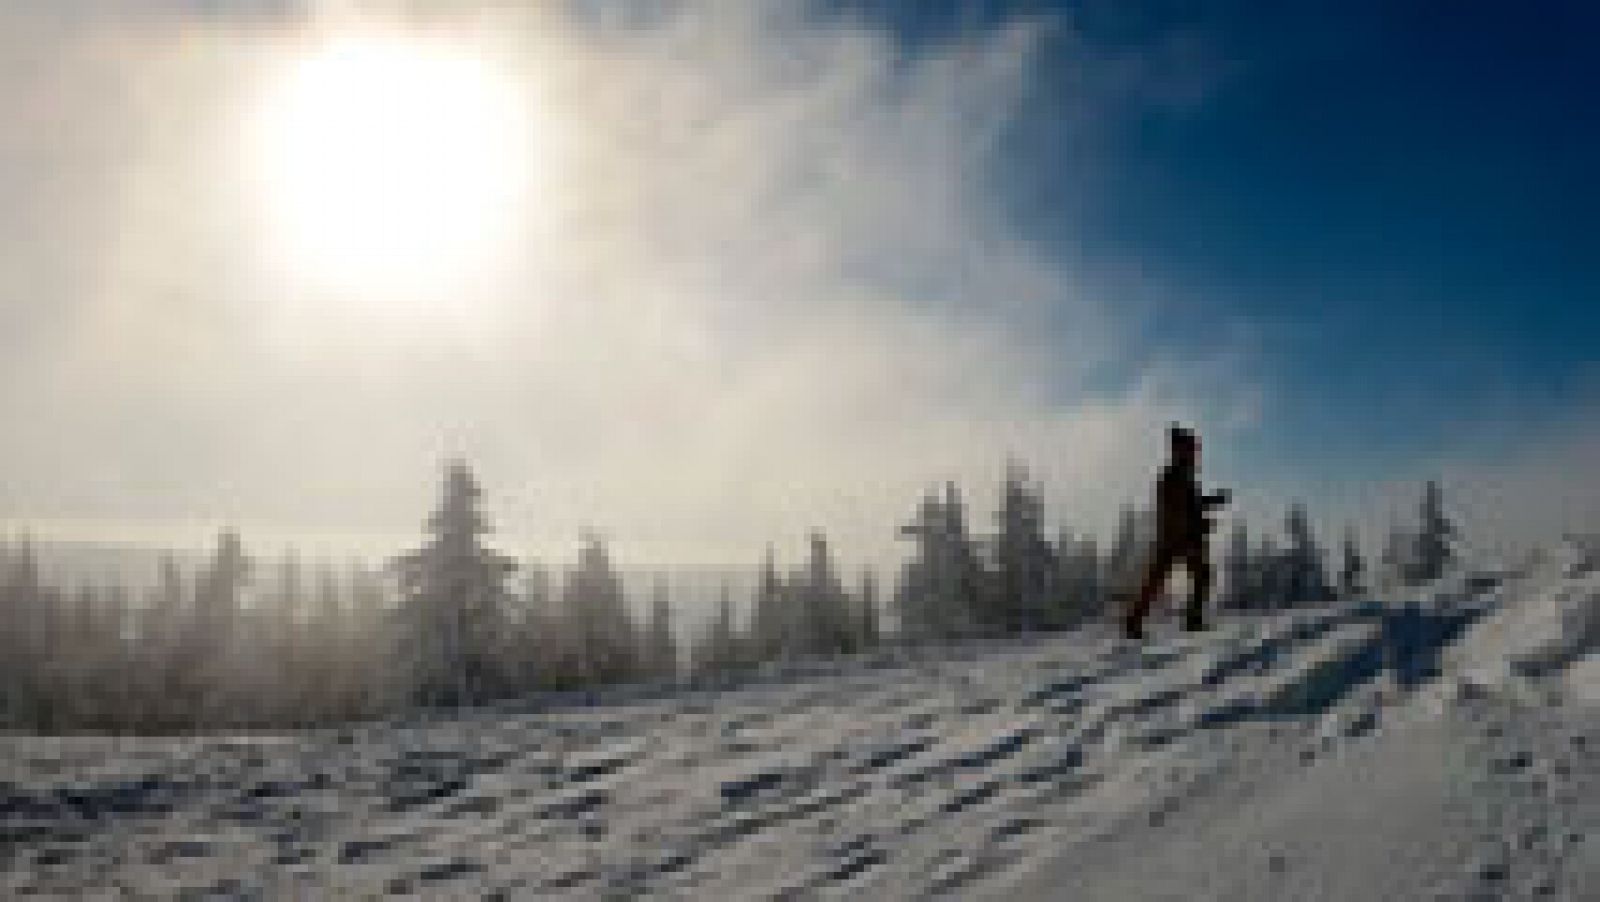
<box><xmin>1169</xmin><ymin>424</ymin><xmax>1199</xmax><ymax>469</ymax></box>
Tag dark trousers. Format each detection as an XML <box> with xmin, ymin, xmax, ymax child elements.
<box><xmin>1128</xmin><ymin>540</ymin><xmax>1211</xmax><ymax>627</ymax></box>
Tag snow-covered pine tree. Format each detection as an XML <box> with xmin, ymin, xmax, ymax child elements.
<box><xmin>857</xmin><ymin>568</ymin><xmax>881</xmax><ymax>652</ymax></box>
<box><xmin>895</xmin><ymin>482</ymin><xmax>985</xmax><ymax>644</ymax></box>
<box><xmin>0</xmin><ymin>536</ymin><xmax>42</xmax><ymax>726</ymax></box>
<box><xmin>989</xmin><ymin>461</ymin><xmax>1059</xmax><ymax>632</ymax></box>
<box><xmin>1338</xmin><ymin>526</ymin><xmax>1366</xmax><ymax>600</ymax></box>
<box><xmin>1380</xmin><ymin>519</ymin><xmax>1411</xmax><ymax>591</ymax></box>
<box><xmin>1106</xmin><ymin>505</ymin><xmax>1147</xmax><ymax>604</ymax></box>
<box><xmin>561</xmin><ymin>533</ymin><xmax>638</xmax><ymax>687</ymax></box>
<box><xmin>393</xmin><ymin>461</ymin><xmax>516</xmax><ymax>707</ymax></box>
<box><xmin>140</xmin><ymin>552</ymin><xmax>188</xmax><ymax>730</ymax></box>
<box><xmin>794</xmin><ymin>532</ymin><xmax>852</xmax><ymax>657</ymax></box>
<box><xmin>1254</xmin><ymin>536</ymin><xmax>1283</xmax><ymax>609</ymax></box>
<box><xmin>1051</xmin><ymin>530</ymin><xmax>1089</xmax><ymax>627</ymax></box>
<box><xmin>1282</xmin><ymin>503</ymin><xmax>1334</xmax><ymax>604</ymax></box>
<box><xmin>346</xmin><ymin>559</ymin><xmax>392</xmax><ymax>718</ymax></box>
<box><xmin>894</xmin><ymin>489</ymin><xmax>942</xmax><ymax>644</ymax></box>
<box><xmin>695</xmin><ymin>582</ymin><xmax>740</xmax><ymax>676</ymax></box>
<box><xmin>1085</xmin><ymin>534</ymin><xmax>1109</xmax><ymax>624</ymax></box>
<box><xmin>1222</xmin><ymin>520</ymin><xmax>1254</xmax><ymax>609</ymax></box>
<box><xmin>643</xmin><ymin>576</ymin><xmax>679</xmax><ymax>682</ymax></box>
<box><xmin>191</xmin><ymin>529</ymin><xmax>252</xmax><ymax>725</ymax></box>
<box><xmin>313</xmin><ymin>563</ymin><xmax>353</xmax><ymax>723</ymax></box>
<box><xmin>99</xmin><ymin>580</ymin><xmax>133</xmax><ymax>731</ymax></box>
<box><xmin>60</xmin><ymin>584</ymin><xmax>102</xmax><ymax>728</ymax></box>
<box><xmin>749</xmin><ymin>546</ymin><xmax>787</xmax><ymax>661</ymax></box>
<box><xmin>269</xmin><ymin>550</ymin><xmax>306</xmax><ymax>719</ymax></box>
<box><xmin>1409</xmin><ymin>480</ymin><xmax>1455</xmax><ymax>584</ymax></box>
<box><xmin>512</xmin><ymin>559</ymin><xmax>556</xmax><ymax>690</ymax></box>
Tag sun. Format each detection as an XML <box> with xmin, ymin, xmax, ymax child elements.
<box><xmin>253</xmin><ymin>35</ymin><xmax>533</xmax><ymax>299</ymax></box>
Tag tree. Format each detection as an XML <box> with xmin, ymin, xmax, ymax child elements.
<box><xmin>98</xmin><ymin>580</ymin><xmax>133</xmax><ymax>731</ymax></box>
<box><xmin>140</xmin><ymin>552</ymin><xmax>189</xmax><ymax>730</ymax></box>
<box><xmin>1408</xmin><ymin>480</ymin><xmax>1455</xmax><ymax>584</ymax></box>
<box><xmin>792</xmin><ymin>532</ymin><xmax>852</xmax><ymax>657</ymax></box>
<box><xmin>346</xmin><ymin>559</ymin><xmax>392</xmax><ymax>717</ymax></box>
<box><xmin>1338</xmin><ymin>526</ymin><xmax>1365</xmax><ymax>600</ymax></box>
<box><xmin>269</xmin><ymin>550</ymin><xmax>307</xmax><ymax>718</ymax></box>
<box><xmin>191</xmin><ymin>529</ymin><xmax>252</xmax><ymax>725</ymax></box>
<box><xmin>989</xmin><ymin>461</ymin><xmax>1060</xmax><ymax>632</ymax></box>
<box><xmin>695</xmin><ymin>582</ymin><xmax>741</xmax><ymax>676</ymax></box>
<box><xmin>894</xmin><ymin>482</ymin><xmax>984</xmax><ymax>643</ymax></box>
<box><xmin>0</xmin><ymin>536</ymin><xmax>44</xmax><ymax>726</ymax></box>
<box><xmin>1106</xmin><ymin>505</ymin><xmax>1152</xmax><ymax>603</ymax></box>
<box><xmin>749</xmin><ymin>546</ymin><xmax>789</xmax><ymax>661</ymax></box>
<box><xmin>642</xmin><ymin>577</ymin><xmax>679</xmax><ymax>681</ymax></box>
<box><xmin>311</xmin><ymin>563</ymin><xmax>350</xmax><ymax>722</ymax></box>
<box><xmin>1254</xmin><ymin>536</ymin><xmax>1283</xmax><ymax>609</ymax></box>
<box><xmin>1380</xmin><ymin>519</ymin><xmax>1412</xmax><ymax>590</ymax></box>
<box><xmin>1281</xmin><ymin>503</ymin><xmax>1333</xmax><ymax>604</ymax></box>
<box><xmin>393</xmin><ymin>461</ymin><xmax>516</xmax><ymax>707</ymax></box>
<box><xmin>1222</xmin><ymin>520</ymin><xmax>1254</xmax><ymax>609</ymax></box>
<box><xmin>856</xmin><ymin>568</ymin><xmax>881</xmax><ymax>652</ymax></box>
<box><xmin>511</xmin><ymin>559</ymin><xmax>557</xmax><ymax>690</ymax></box>
<box><xmin>561</xmin><ymin>533</ymin><xmax>637</xmax><ymax>687</ymax></box>
<box><xmin>1056</xmin><ymin>531</ymin><xmax>1103</xmax><ymax>626</ymax></box>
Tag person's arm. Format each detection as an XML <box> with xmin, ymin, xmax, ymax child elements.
<box><xmin>1202</xmin><ymin>488</ymin><xmax>1231</xmax><ymax>509</ymax></box>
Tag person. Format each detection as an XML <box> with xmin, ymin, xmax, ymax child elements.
<box><xmin>1124</xmin><ymin>425</ymin><xmax>1230</xmax><ymax>639</ymax></box>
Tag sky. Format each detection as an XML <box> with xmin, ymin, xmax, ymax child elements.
<box><xmin>0</xmin><ymin>0</ymin><xmax>1595</xmax><ymax>573</ymax></box>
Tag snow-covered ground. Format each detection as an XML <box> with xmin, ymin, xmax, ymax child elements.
<box><xmin>2</xmin><ymin>541</ymin><xmax>1596</xmax><ymax>900</ymax></box>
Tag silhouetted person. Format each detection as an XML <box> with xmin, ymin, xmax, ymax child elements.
<box><xmin>1124</xmin><ymin>425</ymin><xmax>1230</xmax><ymax>639</ymax></box>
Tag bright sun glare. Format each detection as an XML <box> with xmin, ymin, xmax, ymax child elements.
<box><xmin>254</xmin><ymin>36</ymin><xmax>532</xmax><ymax>298</ymax></box>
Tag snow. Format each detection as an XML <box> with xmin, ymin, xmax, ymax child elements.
<box><xmin>3</xmin><ymin>544</ymin><xmax>1598</xmax><ymax>899</ymax></box>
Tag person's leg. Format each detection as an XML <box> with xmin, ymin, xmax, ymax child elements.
<box><xmin>1127</xmin><ymin>545</ymin><xmax>1176</xmax><ymax>637</ymax></box>
<box><xmin>1183</xmin><ymin>545</ymin><xmax>1212</xmax><ymax>629</ymax></box>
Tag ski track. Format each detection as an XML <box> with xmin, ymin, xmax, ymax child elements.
<box><xmin>3</xmin><ymin>560</ymin><xmax>1595</xmax><ymax>900</ymax></box>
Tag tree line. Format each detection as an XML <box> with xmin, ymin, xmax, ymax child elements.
<box><xmin>0</xmin><ymin>461</ymin><xmax>1456</xmax><ymax>733</ymax></box>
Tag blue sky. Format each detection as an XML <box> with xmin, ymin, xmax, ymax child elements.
<box><xmin>855</xmin><ymin>0</ymin><xmax>1599</xmax><ymax>482</ymax></box>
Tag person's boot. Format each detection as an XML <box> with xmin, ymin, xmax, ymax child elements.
<box><xmin>1182</xmin><ymin>609</ymin><xmax>1208</xmax><ymax>632</ymax></box>
<box><xmin>1122</xmin><ymin>613</ymin><xmax>1145</xmax><ymax>641</ymax></box>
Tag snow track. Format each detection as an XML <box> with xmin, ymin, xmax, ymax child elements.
<box><xmin>3</xmin><ymin>560</ymin><xmax>1596</xmax><ymax>900</ymax></box>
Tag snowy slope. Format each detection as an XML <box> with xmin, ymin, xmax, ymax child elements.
<box><xmin>2</xmin><ymin>549</ymin><xmax>1596</xmax><ymax>900</ymax></box>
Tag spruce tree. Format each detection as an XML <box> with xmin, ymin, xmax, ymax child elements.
<box><xmin>346</xmin><ymin>560</ymin><xmax>391</xmax><ymax>717</ymax></box>
<box><xmin>1223</xmin><ymin>520</ymin><xmax>1253</xmax><ymax>609</ymax></box>
<box><xmin>192</xmin><ymin>529</ymin><xmax>251</xmax><ymax>724</ymax></box>
<box><xmin>1338</xmin><ymin>526</ymin><xmax>1366</xmax><ymax>600</ymax></box>
<box><xmin>894</xmin><ymin>482</ymin><xmax>984</xmax><ymax>643</ymax></box>
<box><xmin>142</xmin><ymin>552</ymin><xmax>188</xmax><ymax>730</ymax></box>
<box><xmin>514</xmin><ymin>559</ymin><xmax>556</xmax><ymax>690</ymax></box>
<box><xmin>1282</xmin><ymin>503</ymin><xmax>1333</xmax><ymax>604</ymax></box>
<box><xmin>696</xmin><ymin>582</ymin><xmax>740</xmax><ymax>676</ymax></box>
<box><xmin>750</xmin><ymin>546</ymin><xmax>787</xmax><ymax>661</ymax></box>
<box><xmin>561</xmin><ymin>533</ymin><xmax>637</xmax><ymax>687</ymax></box>
<box><xmin>643</xmin><ymin>577</ymin><xmax>679</xmax><ymax>681</ymax></box>
<box><xmin>857</xmin><ymin>568</ymin><xmax>881</xmax><ymax>652</ymax></box>
<box><xmin>990</xmin><ymin>462</ymin><xmax>1059</xmax><ymax>632</ymax></box>
<box><xmin>393</xmin><ymin>461</ymin><xmax>516</xmax><ymax>706</ymax></box>
<box><xmin>795</xmin><ymin>532</ymin><xmax>851</xmax><ymax>657</ymax></box>
<box><xmin>1410</xmin><ymin>480</ymin><xmax>1455</xmax><ymax>584</ymax></box>
<box><xmin>270</xmin><ymin>550</ymin><xmax>306</xmax><ymax>719</ymax></box>
<box><xmin>1107</xmin><ymin>505</ymin><xmax>1146</xmax><ymax>602</ymax></box>
<box><xmin>0</xmin><ymin>536</ymin><xmax>42</xmax><ymax>725</ymax></box>
<box><xmin>1254</xmin><ymin>536</ymin><xmax>1283</xmax><ymax>609</ymax></box>
<box><xmin>1380</xmin><ymin>519</ymin><xmax>1411</xmax><ymax>590</ymax></box>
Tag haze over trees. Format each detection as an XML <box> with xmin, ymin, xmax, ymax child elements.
<box><xmin>0</xmin><ymin>463</ymin><xmax>1458</xmax><ymax>734</ymax></box>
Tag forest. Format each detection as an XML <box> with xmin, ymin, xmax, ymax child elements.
<box><xmin>0</xmin><ymin>462</ymin><xmax>1456</xmax><ymax>733</ymax></box>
